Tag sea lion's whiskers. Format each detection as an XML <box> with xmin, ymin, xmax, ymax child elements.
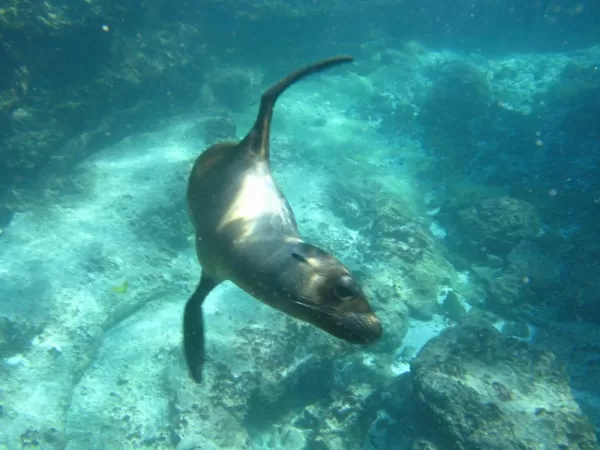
<box><xmin>292</xmin><ymin>299</ymin><xmax>339</xmax><ymax>317</ymax></box>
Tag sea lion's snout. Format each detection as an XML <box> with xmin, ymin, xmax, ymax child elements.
<box><xmin>326</xmin><ymin>308</ymin><xmax>382</xmax><ymax>344</ymax></box>
<box><xmin>330</xmin><ymin>275</ymin><xmax>382</xmax><ymax>340</ymax></box>
<box><xmin>342</xmin><ymin>311</ymin><xmax>382</xmax><ymax>343</ymax></box>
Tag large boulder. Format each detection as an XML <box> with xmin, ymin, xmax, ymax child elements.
<box><xmin>456</xmin><ymin>196</ymin><xmax>542</xmax><ymax>257</ymax></box>
<box><xmin>409</xmin><ymin>319</ymin><xmax>598</xmax><ymax>449</ymax></box>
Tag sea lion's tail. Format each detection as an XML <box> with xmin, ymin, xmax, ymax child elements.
<box><xmin>241</xmin><ymin>55</ymin><xmax>354</xmax><ymax>159</ymax></box>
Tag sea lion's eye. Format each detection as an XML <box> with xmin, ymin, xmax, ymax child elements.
<box><xmin>333</xmin><ymin>283</ymin><xmax>354</xmax><ymax>300</ymax></box>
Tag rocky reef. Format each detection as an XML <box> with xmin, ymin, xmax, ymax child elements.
<box><xmin>1</xmin><ymin>20</ymin><xmax>205</xmax><ymax>193</ymax></box>
<box><xmin>406</xmin><ymin>319</ymin><xmax>599</xmax><ymax>449</ymax></box>
<box><xmin>455</xmin><ymin>196</ymin><xmax>542</xmax><ymax>258</ymax></box>
<box><xmin>327</xmin><ymin>176</ymin><xmax>459</xmax><ymax>323</ymax></box>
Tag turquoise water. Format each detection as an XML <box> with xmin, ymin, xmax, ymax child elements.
<box><xmin>1</xmin><ymin>2</ymin><xmax>599</xmax><ymax>448</ymax></box>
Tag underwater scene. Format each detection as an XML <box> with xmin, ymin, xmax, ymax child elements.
<box><xmin>1</xmin><ymin>0</ymin><xmax>599</xmax><ymax>449</ymax></box>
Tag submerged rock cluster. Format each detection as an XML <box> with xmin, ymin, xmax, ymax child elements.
<box><xmin>456</xmin><ymin>196</ymin><xmax>541</xmax><ymax>257</ymax></box>
<box><xmin>409</xmin><ymin>319</ymin><xmax>598</xmax><ymax>449</ymax></box>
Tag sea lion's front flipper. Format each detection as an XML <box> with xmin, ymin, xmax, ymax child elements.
<box><xmin>240</xmin><ymin>56</ymin><xmax>354</xmax><ymax>159</ymax></box>
<box><xmin>183</xmin><ymin>273</ymin><xmax>217</xmax><ymax>383</ymax></box>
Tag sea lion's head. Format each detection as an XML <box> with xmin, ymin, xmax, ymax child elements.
<box><xmin>282</xmin><ymin>242</ymin><xmax>382</xmax><ymax>344</ymax></box>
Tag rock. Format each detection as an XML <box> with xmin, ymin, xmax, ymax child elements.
<box><xmin>201</xmin><ymin>67</ymin><xmax>262</xmax><ymax>113</ymax></box>
<box><xmin>439</xmin><ymin>291</ymin><xmax>467</xmax><ymax>323</ymax></box>
<box><xmin>486</xmin><ymin>264</ymin><xmax>531</xmax><ymax>314</ymax></box>
<box><xmin>420</xmin><ymin>60</ymin><xmax>492</xmax><ymax>127</ymax></box>
<box><xmin>0</xmin><ymin>316</ymin><xmax>43</xmax><ymax>358</ymax></box>
<box><xmin>327</xmin><ymin>181</ymin><xmax>376</xmax><ymax>230</ymax></box>
<box><xmin>507</xmin><ymin>240</ymin><xmax>562</xmax><ymax>286</ymax></box>
<box><xmin>411</xmin><ymin>439</ymin><xmax>439</xmax><ymax>450</ymax></box>
<box><xmin>245</xmin><ymin>354</ymin><xmax>336</xmax><ymax>427</ymax></box>
<box><xmin>370</xmin><ymin>198</ymin><xmax>436</xmax><ymax>264</ymax></box>
<box><xmin>410</xmin><ymin>321</ymin><xmax>599</xmax><ymax>449</ymax></box>
<box><xmin>457</xmin><ymin>196</ymin><xmax>542</xmax><ymax>256</ymax></box>
<box><xmin>185</xmin><ymin>117</ymin><xmax>237</xmax><ymax>144</ymax></box>
<box><xmin>372</xmin><ymin>215</ymin><xmax>433</xmax><ymax>263</ymax></box>
<box><xmin>202</xmin><ymin>117</ymin><xmax>237</xmax><ymax>144</ymax></box>
<box><xmin>501</xmin><ymin>321</ymin><xmax>531</xmax><ymax>340</ymax></box>
<box><xmin>358</xmin><ymin>193</ymin><xmax>457</xmax><ymax>323</ymax></box>
<box><xmin>399</xmin><ymin>345</ymin><xmax>418</xmax><ymax>363</ymax></box>
<box><xmin>484</xmin><ymin>253</ymin><xmax>505</xmax><ymax>268</ymax></box>
<box><xmin>470</xmin><ymin>264</ymin><xmax>502</xmax><ymax>283</ymax></box>
<box><xmin>1</xmin><ymin>19</ymin><xmax>209</xmax><ymax>197</ymax></box>
<box><xmin>370</xmin><ymin>279</ymin><xmax>410</xmax><ymax>352</ymax></box>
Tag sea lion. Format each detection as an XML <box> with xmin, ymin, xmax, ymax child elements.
<box><xmin>184</xmin><ymin>56</ymin><xmax>382</xmax><ymax>383</ymax></box>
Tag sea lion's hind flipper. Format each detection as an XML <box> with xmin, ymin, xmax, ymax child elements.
<box><xmin>241</xmin><ymin>56</ymin><xmax>354</xmax><ymax>158</ymax></box>
<box><xmin>183</xmin><ymin>274</ymin><xmax>217</xmax><ymax>383</ymax></box>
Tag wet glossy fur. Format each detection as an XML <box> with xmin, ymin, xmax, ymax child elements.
<box><xmin>184</xmin><ymin>56</ymin><xmax>382</xmax><ymax>383</ymax></box>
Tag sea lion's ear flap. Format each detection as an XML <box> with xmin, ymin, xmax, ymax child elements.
<box><xmin>291</xmin><ymin>242</ymin><xmax>327</xmax><ymax>266</ymax></box>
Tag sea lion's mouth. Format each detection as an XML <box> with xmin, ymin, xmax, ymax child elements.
<box><xmin>336</xmin><ymin>312</ymin><xmax>382</xmax><ymax>344</ymax></box>
<box><xmin>292</xmin><ymin>300</ymin><xmax>382</xmax><ymax>343</ymax></box>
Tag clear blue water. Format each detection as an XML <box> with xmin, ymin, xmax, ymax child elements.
<box><xmin>0</xmin><ymin>1</ymin><xmax>599</xmax><ymax>448</ymax></box>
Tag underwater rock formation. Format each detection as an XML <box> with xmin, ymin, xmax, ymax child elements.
<box><xmin>189</xmin><ymin>117</ymin><xmax>238</xmax><ymax>145</ymax></box>
<box><xmin>0</xmin><ymin>316</ymin><xmax>42</xmax><ymax>358</ymax></box>
<box><xmin>486</xmin><ymin>264</ymin><xmax>532</xmax><ymax>314</ymax></box>
<box><xmin>478</xmin><ymin>239</ymin><xmax>564</xmax><ymax>317</ymax></box>
<box><xmin>327</xmin><ymin>182</ymin><xmax>377</xmax><ymax>231</ymax></box>
<box><xmin>416</xmin><ymin>60</ymin><xmax>495</xmax><ymax>173</ymax></box>
<box><xmin>198</xmin><ymin>66</ymin><xmax>264</xmax><ymax>113</ymax></box>
<box><xmin>456</xmin><ymin>196</ymin><xmax>542</xmax><ymax>257</ymax></box>
<box><xmin>328</xmin><ymin>181</ymin><xmax>457</xmax><ymax>322</ymax></box>
<box><xmin>409</xmin><ymin>319</ymin><xmax>599</xmax><ymax>449</ymax></box>
<box><xmin>0</xmin><ymin>0</ymin><xmax>215</xmax><ymax>199</ymax></box>
<box><xmin>420</xmin><ymin>60</ymin><xmax>492</xmax><ymax>129</ymax></box>
<box><xmin>370</xmin><ymin>203</ymin><xmax>435</xmax><ymax>264</ymax></box>
<box><xmin>367</xmin><ymin>199</ymin><xmax>458</xmax><ymax>322</ymax></box>
<box><xmin>165</xmin><ymin>323</ymin><xmax>397</xmax><ymax>450</ymax></box>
